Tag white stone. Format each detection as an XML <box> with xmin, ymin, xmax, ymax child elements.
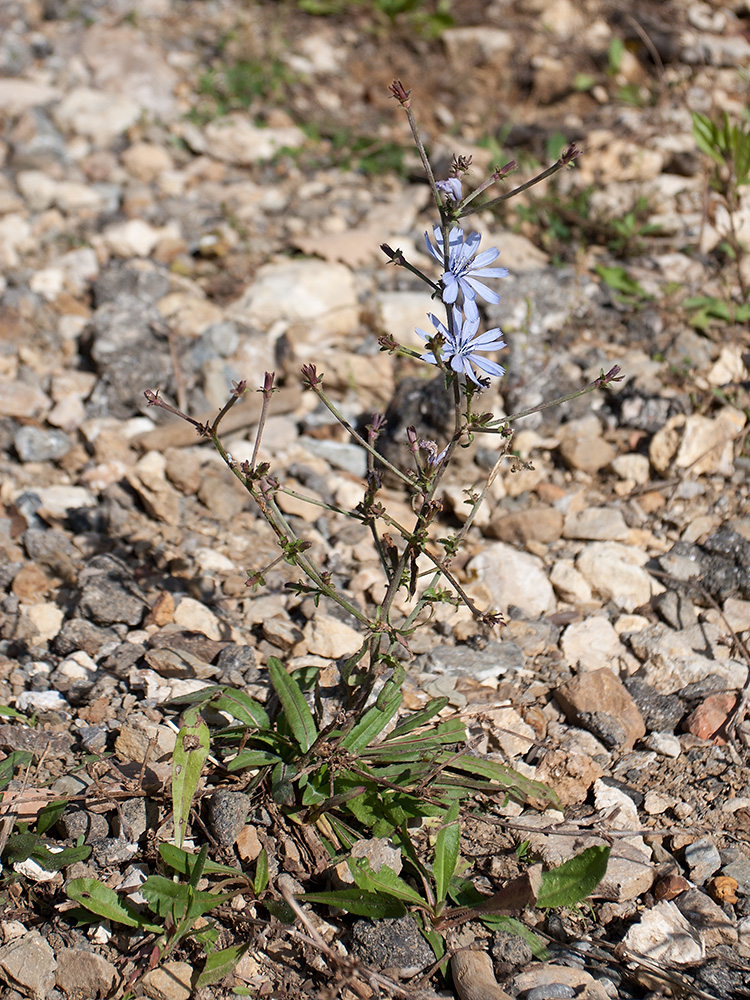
<box><xmin>576</xmin><ymin>542</ymin><xmax>662</xmax><ymax>612</ymax></box>
<box><xmin>549</xmin><ymin>560</ymin><xmax>594</xmax><ymax>604</ymax></box>
<box><xmin>611</xmin><ymin>453</ymin><xmax>650</xmax><ymax>485</ymax></box>
<box><xmin>484</xmin><ymin>706</ymin><xmax>536</xmax><ymax>757</ymax></box>
<box><xmin>173</xmin><ymin>597</ymin><xmax>223</xmax><ymax>641</ymax></box>
<box><xmin>0</xmin><ymin>80</ymin><xmax>62</xmax><ymax>114</ymax></box>
<box><xmin>302</xmin><ymin>614</ymin><xmax>363</xmax><ymax>659</ymax></box>
<box><xmin>53</xmin><ymin>87</ymin><xmax>141</xmax><ymax>142</ymax></box>
<box><xmin>675</xmin><ymin>407</ymin><xmax>747</xmax><ymax>477</ymax></box>
<box><xmin>102</xmin><ymin>219</ymin><xmax>171</xmax><ymax>258</ymax></box>
<box><xmin>227</xmin><ymin>258</ymin><xmax>358</xmax><ymax>339</ymax></box>
<box><xmin>17</xmin><ymin>689</ymin><xmax>67</xmax><ymax>713</ymax></box>
<box><xmin>619</xmin><ymin>900</ymin><xmax>704</xmax><ymax>966</ymax></box>
<box><xmin>707</xmin><ymin>344</ymin><xmax>749</xmax><ymax>386</ymax></box>
<box><xmin>375</xmin><ymin>291</ymin><xmax>434</xmax><ymax>350</ymax></box>
<box><xmin>35</xmin><ymin>486</ymin><xmax>96</xmax><ymax>516</ymax></box>
<box><xmin>0</xmin><ymin>214</ymin><xmax>33</xmax><ymax>267</ymax></box>
<box><xmin>22</xmin><ymin>603</ymin><xmax>64</xmax><ymax>645</ymax></box>
<box><xmin>180</xmin><ymin>116</ymin><xmax>305</xmax><ymax>165</ymax></box>
<box><xmin>645</xmin><ymin>732</ymin><xmax>681</xmax><ymax>758</ymax></box>
<box><xmin>563</xmin><ymin>507</ymin><xmax>630</xmax><ymax>541</ymax></box>
<box><xmin>561</xmin><ymin>616</ymin><xmax>633</xmax><ymax>673</ymax></box>
<box><xmin>468</xmin><ymin>542</ymin><xmax>556</xmax><ymax>618</ymax></box>
<box><xmin>29</xmin><ymin>268</ymin><xmax>65</xmax><ymax>301</ymax></box>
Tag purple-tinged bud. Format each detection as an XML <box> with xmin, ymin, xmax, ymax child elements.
<box><xmin>301</xmin><ymin>364</ymin><xmax>323</xmax><ymax>388</ymax></box>
<box><xmin>389</xmin><ymin>80</ymin><xmax>411</xmax><ymax>106</ymax></box>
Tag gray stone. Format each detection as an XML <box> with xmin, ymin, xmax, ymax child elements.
<box><xmin>684</xmin><ymin>837</ymin><xmax>721</xmax><ymax>885</ymax></box>
<box><xmin>55</xmin><ymin>948</ymin><xmax>118</xmax><ymax>1000</ymax></box>
<box><xmin>623</xmin><ymin>678</ymin><xmax>685</xmax><ymax>733</ymax></box>
<box><xmin>351</xmin><ymin>915</ymin><xmax>434</xmax><ymax>976</ymax></box>
<box><xmin>58</xmin><ymin>807</ymin><xmax>109</xmax><ymax>843</ymax></box>
<box><xmin>674</xmin><ymin>888</ymin><xmax>738</xmax><ymax>948</ymax></box>
<box><xmin>418</xmin><ymin>641</ymin><xmax>524</xmax><ymax>681</ymax></box>
<box><xmin>77</xmin><ymin>554</ymin><xmax>148</xmax><ymax>627</ymax></box>
<box><xmin>14</xmin><ymin>426</ymin><xmax>72</xmax><ymax>463</ymax></box>
<box><xmin>206</xmin><ymin>789</ymin><xmax>252</xmax><ymax>847</ymax></box>
<box><xmin>0</xmin><ymin>930</ymin><xmax>57</xmax><ymax>1000</ymax></box>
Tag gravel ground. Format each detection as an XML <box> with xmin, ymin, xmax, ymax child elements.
<box><xmin>1</xmin><ymin>1</ymin><xmax>750</xmax><ymax>998</ymax></box>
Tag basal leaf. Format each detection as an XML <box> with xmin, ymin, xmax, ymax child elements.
<box><xmin>211</xmin><ymin>689</ymin><xmax>270</xmax><ymax>729</ymax></box>
<box><xmin>197</xmin><ymin>943</ymin><xmax>250</xmax><ymax>987</ymax></box>
<box><xmin>67</xmin><ymin>878</ymin><xmax>162</xmax><ymax>932</ymax></box>
<box><xmin>536</xmin><ymin>845</ymin><xmax>611</xmax><ymax>909</ymax></box>
<box><xmin>348</xmin><ymin>858</ymin><xmax>426</xmax><ymax>908</ymax></box>
<box><xmin>225</xmin><ymin>749</ymin><xmax>284</xmax><ymax>771</ymax></box>
<box><xmin>433</xmin><ymin>800</ymin><xmax>460</xmax><ymax>904</ymax></box>
<box><xmin>388</xmin><ymin>697</ymin><xmax>449</xmax><ymax>739</ymax></box>
<box><xmin>300</xmin><ymin>888</ymin><xmax>405</xmax><ymax>919</ymax></box>
<box><xmin>172</xmin><ymin>707</ymin><xmax>210</xmax><ymax>850</ymax></box>
<box><xmin>159</xmin><ymin>843</ymin><xmax>242</xmax><ymax>877</ymax></box>
<box><xmin>267</xmin><ymin>656</ymin><xmax>317</xmax><ymax>753</ymax></box>
<box><xmin>340</xmin><ymin>691</ymin><xmax>402</xmax><ymax>752</ymax></box>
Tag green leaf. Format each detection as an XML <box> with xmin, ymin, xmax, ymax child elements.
<box><xmin>67</xmin><ymin>878</ymin><xmax>162</xmax><ymax>932</ymax></box>
<box><xmin>141</xmin><ymin>875</ymin><xmax>234</xmax><ymax>922</ymax></box>
<box><xmin>211</xmin><ymin>689</ymin><xmax>270</xmax><ymax>729</ymax></box>
<box><xmin>300</xmin><ymin>888</ymin><xmax>406</xmax><ymax>919</ymax></box>
<box><xmin>159</xmin><ymin>843</ymin><xmax>243</xmax><ymax>878</ymax></box>
<box><xmin>348</xmin><ymin>858</ymin><xmax>426</xmax><ymax>908</ymax></box>
<box><xmin>476</xmin><ymin>915</ymin><xmax>549</xmax><ymax>959</ymax></box>
<box><xmin>172</xmin><ymin>707</ymin><xmax>210</xmax><ymax>850</ymax></box>
<box><xmin>267</xmin><ymin>656</ymin><xmax>317</xmax><ymax>753</ymax></box>
<box><xmin>2</xmin><ymin>832</ymin><xmax>90</xmax><ymax>870</ymax></box>
<box><xmin>388</xmin><ymin>697</ymin><xmax>449</xmax><ymax>739</ymax></box>
<box><xmin>0</xmin><ymin>750</ymin><xmax>33</xmax><ymax>793</ymax></box>
<box><xmin>692</xmin><ymin>112</ymin><xmax>726</xmax><ymax>167</ymax></box>
<box><xmin>198</xmin><ymin>943</ymin><xmax>250</xmax><ymax>987</ymax></box>
<box><xmin>594</xmin><ymin>264</ymin><xmax>649</xmax><ymax>299</ymax></box>
<box><xmin>225</xmin><ymin>749</ymin><xmax>284</xmax><ymax>771</ymax></box>
<box><xmin>536</xmin><ymin>845</ymin><xmax>611</xmax><ymax>909</ymax></box>
<box><xmin>36</xmin><ymin>800</ymin><xmax>67</xmax><ymax>836</ymax></box>
<box><xmin>254</xmin><ymin>849</ymin><xmax>269</xmax><ymax>895</ymax></box>
<box><xmin>340</xmin><ymin>691</ymin><xmax>402</xmax><ymax>751</ymax></box>
<box><xmin>433</xmin><ymin>800</ymin><xmax>461</xmax><ymax>904</ymax></box>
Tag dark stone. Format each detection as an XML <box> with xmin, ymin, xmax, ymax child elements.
<box><xmin>577</xmin><ymin>711</ymin><xmax>628</xmax><ymax>749</ymax></box>
<box><xmin>57</xmin><ymin>807</ymin><xmax>109</xmax><ymax>843</ymax></box>
<box><xmin>492</xmin><ymin>930</ymin><xmax>533</xmax><ymax>975</ymax></box>
<box><xmin>624</xmin><ymin>678</ymin><xmax>684</xmax><ymax>733</ymax></box>
<box><xmin>206</xmin><ymin>789</ymin><xmax>252</xmax><ymax>847</ymax></box>
<box><xmin>351</xmin><ymin>915</ymin><xmax>434</xmax><ymax>976</ymax></box>
<box><xmin>215</xmin><ymin>643</ymin><xmax>260</xmax><ymax>684</ymax></box>
<box><xmin>112</xmin><ymin>798</ymin><xmax>149</xmax><ymax>843</ymax></box>
<box><xmin>53</xmin><ymin>618</ymin><xmax>118</xmax><ymax>657</ymax></box>
<box><xmin>24</xmin><ymin>527</ymin><xmax>80</xmax><ymax>579</ymax></box>
<box><xmin>76</xmin><ymin>554</ymin><xmax>148</xmax><ymax>626</ymax></box>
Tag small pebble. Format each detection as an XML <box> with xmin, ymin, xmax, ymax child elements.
<box><xmin>526</xmin><ymin>986</ymin><xmax>576</xmax><ymax>1000</ymax></box>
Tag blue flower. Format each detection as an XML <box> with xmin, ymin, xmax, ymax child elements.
<box><xmin>435</xmin><ymin>177</ymin><xmax>462</xmax><ymax>203</ymax></box>
<box><xmin>416</xmin><ymin>307</ymin><xmax>506</xmax><ymax>385</ymax></box>
<box><xmin>425</xmin><ymin>226</ymin><xmax>508</xmax><ymax>321</ymax></box>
